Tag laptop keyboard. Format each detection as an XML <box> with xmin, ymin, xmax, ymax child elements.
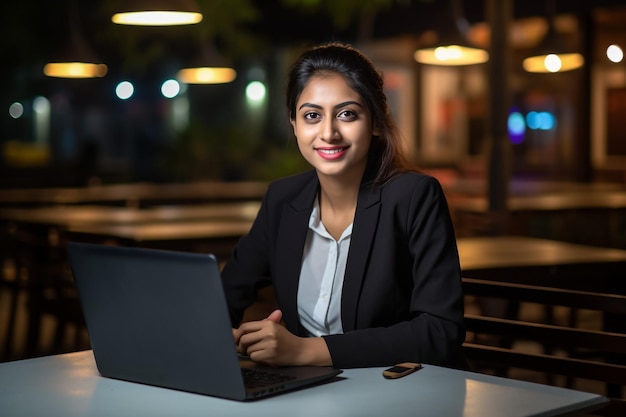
<box><xmin>241</xmin><ymin>368</ymin><xmax>296</xmax><ymax>389</ymax></box>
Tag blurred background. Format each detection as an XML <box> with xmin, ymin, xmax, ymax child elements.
<box><xmin>1</xmin><ymin>0</ymin><xmax>625</xmax><ymax>188</ymax></box>
<box><xmin>2</xmin><ymin>3</ymin><xmax>626</xmax><ymax>402</ymax></box>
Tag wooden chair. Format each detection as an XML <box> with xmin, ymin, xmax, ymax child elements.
<box><xmin>3</xmin><ymin>222</ymin><xmax>88</xmax><ymax>359</ymax></box>
<box><xmin>462</xmin><ymin>277</ymin><xmax>626</xmax><ymax>417</ymax></box>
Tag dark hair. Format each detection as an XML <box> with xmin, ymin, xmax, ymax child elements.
<box><xmin>286</xmin><ymin>41</ymin><xmax>414</xmax><ymax>187</ymax></box>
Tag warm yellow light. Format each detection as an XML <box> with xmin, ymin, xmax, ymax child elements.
<box><xmin>415</xmin><ymin>45</ymin><xmax>489</xmax><ymax>66</ymax></box>
<box><xmin>112</xmin><ymin>11</ymin><xmax>202</xmax><ymax>26</ymax></box>
<box><xmin>43</xmin><ymin>62</ymin><xmax>108</xmax><ymax>78</ymax></box>
<box><xmin>177</xmin><ymin>67</ymin><xmax>237</xmax><ymax>84</ymax></box>
<box><xmin>522</xmin><ymin>52</ymin><xmax>584</xmax><ymax>73</ymax></box>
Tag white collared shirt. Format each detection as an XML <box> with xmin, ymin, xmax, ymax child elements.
<box><xmin>297</xmin><ymin>198</ymin><xmax>351</xmax><ymax>336</ymax></box>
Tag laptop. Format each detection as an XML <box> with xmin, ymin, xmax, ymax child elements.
<box><xmin>66</xmin><ymin>241</ymin><xmax>342</xmax><ymax>401</ymax></box>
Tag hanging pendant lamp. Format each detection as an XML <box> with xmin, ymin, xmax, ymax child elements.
<box><xmin>522</xmin><ymin>0</ymin><xmax>583</xmax><ymax>73</ymax></box>
<box><xmin>177</xmin><ymin>42</ymin><xmax>236</xmax><ymax>84</ymax></box>
<box><xmin>414</xmin><ymin>0</ymin><xmax>488</xmax><ymax>66</ymax></box>
<box><xmin>44</xmin><ymin>1</ymin><xmax>107</xmax><ymax>78</ymax></box>
<box><xmin>111</xmin><ymin>0</ymin><xmax>203</xmax><ymax>26</ymax></box>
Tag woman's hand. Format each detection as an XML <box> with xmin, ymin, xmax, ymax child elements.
<box><xmin>232</xmin><ymin>309</ymin><xmax>332</xmax><ymax>367</ymax></box>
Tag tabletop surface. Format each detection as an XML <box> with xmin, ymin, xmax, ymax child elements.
<box><xmin>0</xmin><ymin>181</ymin><xmax>268</xmax><ymax>205</ymax></box>
<box><xmin>457</xmin><ymin>236</ymin><xmax>626</xmax><ymax>271</ymax></box>
<box><xmin>442</xmin><ymin>179</ymin><xmax>626</xmax><ymax>197</ymax></box>
<box><xmin>0</xmin><ymin>201</ymin><xmax>261</xmax><ymax>227</ymax></box>
<box><xmin>450</xmin><ymin>190</ymin><xmax>626</xmax><ymax>212</ymax></box>
<box><xmin>0</xmin><ymin>351</ymin><xmax>607</xmax><ymax>417</ymax></box>
<box><xmin>67</xmin><ymin>219</ymin><xmax>254</xmax><ymax>242</ymax></box>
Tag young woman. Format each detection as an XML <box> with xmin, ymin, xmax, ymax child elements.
<box><xmin>223</xmin><ymin>42</ymin><xmax>466</xmax><ymax>370</ymax></box>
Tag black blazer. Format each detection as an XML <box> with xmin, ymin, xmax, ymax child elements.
<box><xmin>221</xmin><ymin>169</ymin><xmax>466</xmax><ymax>369</ymax></box>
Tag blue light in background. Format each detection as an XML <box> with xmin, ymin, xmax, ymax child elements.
<box><xmin>507</xmin><ymin>110</ymin><xmax>526</xmax><ymax>144</ymax></box>
<box><xmin>507</xmin><ymin>109</ymin><xmax>557</xmax><ymax>144</ymax></box>
<box><xmin>526</xmin><ymin>111</ymin><xmax>555</xmax><ymax>130</ymax></box>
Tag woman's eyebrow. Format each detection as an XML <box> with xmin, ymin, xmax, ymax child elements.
<box><xmin>298</xmin><ymin>100</ymin><xmax>364</xmax><ymax>111</ymax></box>
<box><xmin>298</xmin><ymin>102</ymin><xmax>322</xmax><ymax>111</ymax></box>
<box><xmin>335</xmin><ymin>100</ymin><xmax>363</xmax><ymax>110</ymax></box>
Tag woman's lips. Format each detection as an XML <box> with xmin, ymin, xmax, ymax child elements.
<box><xmin>315</xmin><ymin>146</ymin><xmax>348</xmax><ymax>160</ymax></box>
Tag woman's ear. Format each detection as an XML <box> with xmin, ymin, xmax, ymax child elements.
<box><xmin>290</xmin><ymin>119</ymin><xmax>297</xmax><ymax>136</ymax></box>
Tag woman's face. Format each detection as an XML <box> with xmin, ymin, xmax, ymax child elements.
<box><xmin>290</xmin><ymin>73</ymin><xmax>375</xmax><ymax>182</ymax></box>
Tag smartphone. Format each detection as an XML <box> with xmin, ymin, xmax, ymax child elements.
<box><xmin>382</xmin><ymin>362</ymin><xmax>422</xmax><ymax>379</ymax></box>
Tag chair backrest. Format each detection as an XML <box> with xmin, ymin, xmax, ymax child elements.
<box><xmin>462</xmin><ymin>277</ymin><xmax>626</xmax><ymax>417</ymax></box>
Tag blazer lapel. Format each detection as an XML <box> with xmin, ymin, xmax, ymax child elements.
<box><xmin>341</xmin><ymin>184</ymin><xmax>381</xmax><ymax>332</ymax></box>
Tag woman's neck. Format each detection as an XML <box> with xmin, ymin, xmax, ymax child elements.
<box><xmin>317</xmin><ymin>171</ymin><xmax>361</xmax><ymax>207</ymax></box>
<box><xmin>317</xmin><ymin>173</ymin><xmax>361</xmax><ymax>240</ymax></box>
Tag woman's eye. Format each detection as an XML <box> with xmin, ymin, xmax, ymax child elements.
<box><xmin>304</xmin><ymin>112</ymin><xmax>320</xmax><ymax>120</ymax></box>
<box><xmin>338</xmin><ymin>110</ymin><xmax>357</xmax><ymax>120</ymax></box>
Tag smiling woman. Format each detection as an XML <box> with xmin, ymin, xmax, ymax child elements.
<box><xmin>221</xmin><ymin>42</ymin><xmax>468</xmax><ymax>371</ymax></box>
<box><xmin>290</xmin><ymin>72</ymin><xmax>373</xmax><ymax>187</ymax></box>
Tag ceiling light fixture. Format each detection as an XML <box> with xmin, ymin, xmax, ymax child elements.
<box><xmin>522</xmin><ymin>0</ymin><xmax>583</xmax><ymax>73</ymax></box>
<box><xmin>43</xmin><ymin>62</ymin><xmax>108</xmax><ymax>79</ymax></box>
<box><xmin>112</xmin><ymin>0</ymin><xmax>203</xmax><ymax>26</ymax></box>
<box><xmin>44</xmin><ymin>1</ymin><xmax>107</xmax><ymax>78</ymax></box>
<box><xmin>177</xmin><ymin>67</ymin><xmax>237</xmax><ymax>84</ymax></box>
<box><xmin>414</xmin><ymin>0</ymin><xmax>488</xmax><ymax>66</ymax></box>
<box><xmin>176</xmin><ymin>43</ymin><xmax>236</xmax><ymax>84</ymax></box>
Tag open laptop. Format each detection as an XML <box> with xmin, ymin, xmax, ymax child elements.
<box><xmin>66</xmin><ymin>241</ymin><xmax>342</xmax><ymax>401</ymax></box>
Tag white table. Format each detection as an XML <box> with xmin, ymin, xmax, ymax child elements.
<box><xmin>0</xmin><ymin>350</ymin><xmax>608</xmax><ymax>417</ymax></box>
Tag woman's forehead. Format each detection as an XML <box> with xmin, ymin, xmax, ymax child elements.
<box><xmin>298</xmin><ymin>73</ymin><xmax>361</xmax><ymax>102</ymax></box>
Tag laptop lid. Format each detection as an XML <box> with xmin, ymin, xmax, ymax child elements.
<box><xmin>66</xmin><ymin>242</ymin><xmax>342</xmax><ymax>401</ymax></box>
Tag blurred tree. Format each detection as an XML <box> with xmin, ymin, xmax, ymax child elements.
<box><xmin>280</xmin><ymin>0</ymin><xmax>429</xmax><ymax>41</ymax></box>
<box><xmin>282</xmin><ymin>0</ymin><xmax>395</xmax><ymax>27</ymax></box>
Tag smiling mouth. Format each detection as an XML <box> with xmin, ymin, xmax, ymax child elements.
<box><xmin>315</xmin><ymin>146</ymin><xmax>349</xmax><ymax>161</ymax></box>
<box><xmin>316</xmin><ymin>147</ymin><xmax>348</xmax><ymax>155</ymax></box>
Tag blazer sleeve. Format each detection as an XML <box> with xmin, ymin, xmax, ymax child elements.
<box><xmin>220</xmin><ymin>190</ymin><xmax>273</xmax><ymax>326</ymax></box>
<box><xmin>323</xmin><ymin>175</ymin><xmax>467</xmax><ymax>369</ymax></box>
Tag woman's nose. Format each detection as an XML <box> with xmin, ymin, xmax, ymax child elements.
<box><xmin>320</xmin><ymin>119</ymin><xmax>339</xmax><ymax>142</ymax></box>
